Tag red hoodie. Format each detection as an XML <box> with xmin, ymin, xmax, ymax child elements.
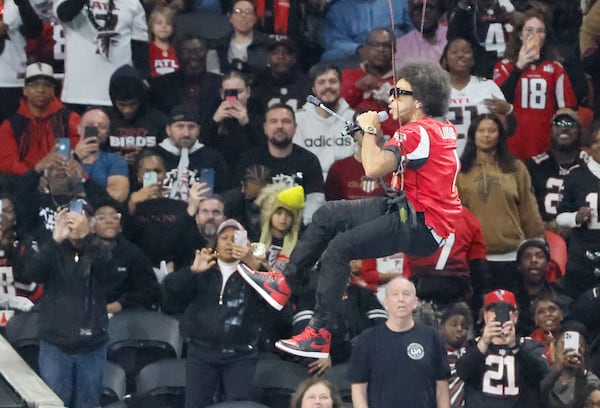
<box><xmin>0</xmin><ymin>97</ymin><xmax>80</xmax><ymax>175</ymax></box>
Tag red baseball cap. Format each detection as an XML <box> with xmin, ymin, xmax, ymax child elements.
<box><xmin>484</xmin><ymin>289</ymin><xmax>517</xmax><ymax>309</ymax></box>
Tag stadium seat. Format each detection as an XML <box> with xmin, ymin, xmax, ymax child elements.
<box><xmin>3</xmin><ymin>310</ymin><xmax>40</xmax><ymax>374</ymax></box>
<box><xmin>253</xmin><ymin>359</ymin><xmax>308</xmax><ymax>408</ymax></box>
<box><xmin>127</xmin><ymin>358</ymin><xmax>186</xmax><ymax>408</ymax></box>
<box><xmin>101</xmin><ymin>361</ymin><xmax>127</xmax><ymax>406</ymax></box>
<box><xmin>107</xmin><ymin>310</ymin><xmax>182</xmax><ymax>393</ymax></box>
<box><xmin>323</xmin><ymin>362</ymin><xmax>352</xmax><ymax>402</ymax></box>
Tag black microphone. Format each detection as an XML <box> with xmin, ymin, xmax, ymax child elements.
<box><xmin>306</xmin><ymin>95</ymin><xmax>388</xmax><ymax>137</ymax></box>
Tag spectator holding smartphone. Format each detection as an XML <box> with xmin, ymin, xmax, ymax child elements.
<box><xmin>74</xmin><ymin>108</ymin><xmax>129</xmax><ymax>203</ymax></box>
<box><xmin>457</xmin><ymin>289</ymin><xmax>549</xmax><ymax>408</ymax></box>
<box><xmin>540</xmin><ymin>321</ymin><xmax>600</xmax><ymax>408</ymax></box>
<box><xmin>203</xmin><ymin>71</ymin><xmax>264</xmax><ymax>165</ymax></box>
<box><xmin>0</xmin><ymin>62</ymin><xmax>80</xmax><ymax>176</ymax></box>
<box><xmin>22</xmin><ymin>203</ymin><xmax>119</xmax><ymax>408</ymax></box>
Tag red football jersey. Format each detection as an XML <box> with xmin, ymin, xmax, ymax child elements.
<box><xmin>384</xmin><ymin>117</ymin><xmax>462</xmax><ymax>238</ymax></box>
<box><xmin>403</xmin><ymin>207</ymin><xmax>486</xmax><ymax>279</ymax></box>
<box><xmin>493</xmin><ymin>59</ymin><xmax>577</xmax><ymax>161</ymax></box>
<box><xmin>149</xmin><ymin>42</ymin><xmax>180</xmax><ymax>78</ymax></box>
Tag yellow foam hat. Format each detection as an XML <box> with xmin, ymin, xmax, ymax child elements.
<box><xmin>277</xmin><ymin>185</ymin><xmax>305</xmax><ymax>209</ymax></box>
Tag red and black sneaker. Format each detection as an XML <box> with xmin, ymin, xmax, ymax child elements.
<box><xmin>237</xmin><ymin>263</ymin><xmax>291</xmax><ymax>311</ymax></box>
<box><xmin>275</xmin><ymin>325</ymin><xmax>332</xmax><ymax>359</ymax></box>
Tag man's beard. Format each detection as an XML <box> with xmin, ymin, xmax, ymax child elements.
<box><xmin>200</xmin><ymin>222</ymin><xmax>218</xmax><ymax>238</ymax></box>
<box><xmin>269</xmin><ymin>136</ymin><xmax>293</xmax><ymax>149</ymax></box>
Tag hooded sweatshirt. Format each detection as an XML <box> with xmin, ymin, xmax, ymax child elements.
<box><xmin>108</xmin><ymin>64</ymin><xmax>169</xmax><ymax>154</ymax></box>
<box><xmin>0</xmin><ymin>97</ymin><xmax>80</xmax><ymax>175</ymax></box>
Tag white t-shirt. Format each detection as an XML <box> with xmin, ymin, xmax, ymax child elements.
<box><xmin>53</xmin><ymin>0</ymin><xmax>148</xmax><ymax>105</ymax></box>
<box><xmin>0</xmin><ymin>0</ymin><xmax>27</xmax><ymax>87</ymax></box>
<box><xmin>448</xmin><ymin>75</ymin><xmax>507</xmax><ymax>156</ymax></box>
<box><xmin>294</xmin><ymin>98</ymin><xmax>356</xmax><ymax>180</ymax></box>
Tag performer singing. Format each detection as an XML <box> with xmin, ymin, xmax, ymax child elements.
<box><xmin>238</xmin><ymin>61</ymin><xmax>462</xmax><ymax>358</ymax></box>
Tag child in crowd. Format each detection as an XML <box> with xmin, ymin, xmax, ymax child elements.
<box><xmin>255</xmin><ymin>184</ymin><xmax>304</xmax><ymax>269</ymax></box>
<box><xmin>440</xmin><ymin>302</ymin><xmax>473</xmax><ymax>408</ymax></box>
<box><xmin>148</xmin><ymin>7</ymin><xmax>179</xmax><ymax>78</ymax></box>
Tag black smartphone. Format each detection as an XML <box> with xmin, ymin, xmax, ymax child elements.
<box><xmin>56</xmin><ymin>137</ymin><xmax>70</xmax><ymax>160</ymax></box>
<box><xmin>223</xmin><ymin>88</ymin><xmax>238</xmax><ymax>103</ymax></box>
<box><xmin>84</xmin><ymin>125</ymin><xmax>99</xmax><ymax>138</ymax></box>
<box><xmin>494</xmin><ymin>303</ymin><xmax>510</xmax><ymax>324</ymax></box>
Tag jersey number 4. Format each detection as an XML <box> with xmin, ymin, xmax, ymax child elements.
<box><xmin>482</xmin><ymin>354</ymin><xmax>519</xmax><ymax>396</ymax></box>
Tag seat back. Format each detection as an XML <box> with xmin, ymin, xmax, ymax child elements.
<box><xmin>135</xmin><ymin>358</ymin><xmax>186</xmax><ymax>394</ymax></box>
<box><xmin>101</xmin><ymin>361</ymin><xmax>127</xmax><ymax>406</ymax></box>
<box><xmin>129</xmin><ymin>359</ymin><xmax>187</xmax><ymax>408</ymax></box>
<box><xmin>545</xmin><ymin>230</ymin><xmax>567</xmax><ymax>279</ymax></box>
<box><xmin>107</xmin><ymin>310</ymin><xmax>182</xmax><ymax>393</ymax></box>
<box><xmin>3</xmin><ymin>311</ymin><xmax>40</xmax><ymax>373</ymax></box>
<box><xmin>323</xmin><ymin>362</ymin><xmax>351</xmax><ymax>402</ymax></box>
<box><xmin>254</xmin><ymin>359</ymin><xmax>308</xmax><ymax>408</ymax></box>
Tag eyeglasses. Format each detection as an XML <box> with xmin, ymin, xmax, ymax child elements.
<box><xmin>232</xmin><ymin>7</ymin><xmax>254</xmax><ymax>16</ymax></box>
<box><xmin>95</xmin><ymin>213</ymin><xmax>122</xmax><ymax>222</ymax></box>
<box><xmin>389</xmin><ymin>88</ymin><xmax>414</xmax><ymax>97</ymax></box>
<box><xmin>552</xmin><ymin>119</ymin><xmax>576</xmax><ymax>128</ymax></box>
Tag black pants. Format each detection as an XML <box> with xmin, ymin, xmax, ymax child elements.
<box><xmin>284</xmin><ymin>196</ymin><xmax>439</xmax><ymax>326</ymax></box>
<box><xmin>185</xmin><ymin>343</ymin><xmax>258</xmax><ymax>408</ymax></box>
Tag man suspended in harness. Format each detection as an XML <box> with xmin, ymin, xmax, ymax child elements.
<box><xmin>237</xmin><ymin>61</ymin><xmax>463</xmax><ymax>358</ymax></box>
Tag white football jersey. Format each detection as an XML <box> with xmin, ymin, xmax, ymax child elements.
<box><xmin>0</xmin><ymin>0</ymin><xmax>27</xmax><ymax>87</ymax></box>
<box><xmin>448</xmin><ymin>75</ymin><xmax>506</xmax><ymax>156</ymax></box>
<box><xmin>54</xmin><ymin>0</ymin><xmax>148</xmax><ymax>105</ymax></box>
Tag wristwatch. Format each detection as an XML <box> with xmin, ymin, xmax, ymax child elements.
<box><xmin>363</xmin><ymin>125</ymin><xmax>377</xmax><ymax>135</ymax></box>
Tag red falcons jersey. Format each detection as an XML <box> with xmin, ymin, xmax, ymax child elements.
<box><xmin>493</xmin><ymin>59</ymin><xmax>577</xmax><ymax>161</ymax></box>
<box><xmin>383</xmin><ymin>117</ymin><xmax>462</xmax><ymax>238</ymax></box>
<box><xmin>149</xmin><ymin>42</ymin><xmax>179</xmax><ymax>78</ymax></box>
<box><xmin>403</xmin><ymin>207</ymin><xmax>486</xmax><ymax>279</ymax></box>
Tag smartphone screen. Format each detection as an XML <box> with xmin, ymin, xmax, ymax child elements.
<box><xmin>224</xmin><ymin>88</ymin><xmax>238</xmax><ymax>104</ymax></box>
<box><xmin>143</xmin><ymin>171</ymin><xmax>158</xmax><ymax>187</ymax></box>
<box><xmin>68</xmin><ymin>200</ymin><xmax>83</xmax><ymax>214</ymax></box>
<box><xmin>563</xmin><ymin>331</ymin><xmax>580</xmax><ymax>352</ymax></box>
<box><xmin>234</xmin><ymin>230</ymin><xmax>248</xmax><ymax>246</ymax></box>
<box><xmin>84</xmin><ymin>125</ymin><xmax>99</xmax><ymax>139</ymax></box>
<box><xmin>197</xmin><ymin>168</ymin><xmax>215</xmax><ymax>194</ymax></box>
<box><xmin>494</xmin><ymin>303</ymin><xmax>510</xmax><ymax>324</ymax></box>
<box><xmin>56</xmin><ymin>137</ymin><xmax>70</xmax><ymax>160</ymax></box>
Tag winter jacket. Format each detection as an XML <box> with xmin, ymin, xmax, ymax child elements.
<box><xmin>0</xmin><ymin>97</ymin><xmax>80</xmax><ymax>175</ymax></box>
<box><xmin>23</xmin><ymin>235</ymin><xmax>118</xmax><ymax>353</ymax></box>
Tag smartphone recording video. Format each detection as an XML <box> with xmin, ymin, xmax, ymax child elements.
<box><xmin>494</xmin><ymin>303</ymin><xmax>510</xmax><ymax>324</ymax></box>
<box><xmin>56</xmin><ymin>138</ymin><xmax>70</xmax><ymax>160</ymax></box>
<box><xmin>563</xmin><ymin>331</ymin><xmax>580</xmax><ymax>352</ymax></box>
<box><xmin>143</xmin><ymin>171</ymin><xmax>158</xmax><ymax>187</ymax></box>
<box><xmin>224</xmin><ymin>89</ymin><xmax>238</xmax><ymax>104</ymax></box>
<box><xmin>68</xmin><ymin>200</ymin><xmax>83</xmax><ymax>214</ymax></box>
<box><xmin>84</xmin><ymin>125</ymin><xmax>99</xmax><ymax>139</ymax></box>
<box><xmin>234</xmin><ymin>230</ymin><xmax>248</xmax><ymax>246</ymax></box>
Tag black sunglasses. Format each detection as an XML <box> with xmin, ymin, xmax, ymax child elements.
<box><xmin>389</xmin><ymin>88</ymin><xmax>414</xmax><ymax>97</ymax></box>
<box><xmin>552</xmin><ymin>119</ymin><xmax>576</xmax><ymax>127</ymax></box>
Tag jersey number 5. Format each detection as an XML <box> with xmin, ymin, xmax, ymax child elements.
<box><xmin>482</xmin><ymin>354</ymin><xmax>519</xmax><ymax>396</ymax></box>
